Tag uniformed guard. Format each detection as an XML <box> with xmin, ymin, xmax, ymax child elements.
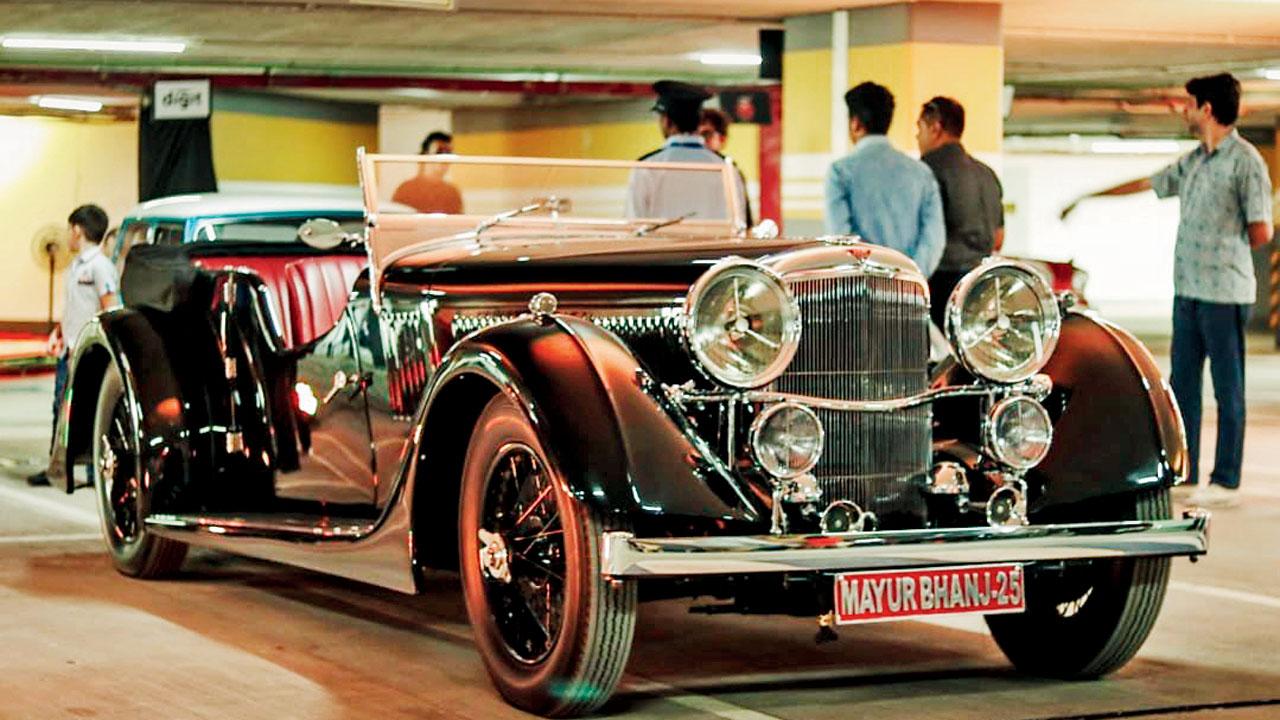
<box><xmin>626</xmin><ymin>80</ymin><xmax>748</xmax><ymax>228</ymax></box>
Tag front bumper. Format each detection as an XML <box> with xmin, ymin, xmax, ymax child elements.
<box><xmin>601</xmin><ymin>510</ymin><xmax>1209</xmax><ymax>578</ymax></box>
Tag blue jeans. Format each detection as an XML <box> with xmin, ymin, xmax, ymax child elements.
<box><xmin>1170</xmin><ymin>297</ymin><xmax>1248</xmax><ymax>489</ymax></box>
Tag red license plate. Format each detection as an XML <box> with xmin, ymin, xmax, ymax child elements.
<box><xmin>833</xmin><ymin>563</ymin><xmax>1025</xmax><ymax>625</ymax></box>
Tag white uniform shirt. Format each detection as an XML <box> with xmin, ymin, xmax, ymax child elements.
<box><xmin>626</xmin><ymin>134</ymin><xmax>748</xmax><ymax>226</ymax></box>
<box><xmin>62</xmin><ymin>244</ymin><xmax>118</xmax><ymax>352</ymax></box>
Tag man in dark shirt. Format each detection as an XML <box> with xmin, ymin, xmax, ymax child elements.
<box><xmin>915</xmin><ymin>96</ymin><xmax>1005</xmax><ymax>327</ymax></box>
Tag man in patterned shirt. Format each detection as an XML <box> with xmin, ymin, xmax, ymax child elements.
<box><xmin>1061</xmin><ymin>73</ymin><xmax>1274</xmax><ymax>507</ymax></box>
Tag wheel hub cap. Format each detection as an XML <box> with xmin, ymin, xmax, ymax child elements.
<box><xmin>478</xmin><ymin>528</ymin><xmax>512</xmax><ymax>584</ymax></box>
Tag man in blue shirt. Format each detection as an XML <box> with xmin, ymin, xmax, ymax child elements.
<box><xmin>824</xmin><ymin>82</ymin><xmax>945</xmax><ymax>278</ymax></box>
<box><xmin>1062</xmin><ymin>73</ymin><xmax>1274</xmax><ymax>508</ymax></box>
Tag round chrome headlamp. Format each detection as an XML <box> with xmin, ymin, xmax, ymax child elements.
<box><xmin>751</xmin><ymin>403</ymin><xmax>824</xmax><ymax>478</ymax></box>
<box><xmin>985</xmin><ymin>396</ymin><xmax>1053</xmax><ymax>470</ymax></box>
<box><xmin>946</xmin><ymin>261</ymin><xmax>1061</xmax><ymax>383</ymax></box>
<box><xmin>685</xmin><ymin>258</ymin><xmax>801</xmax><ymax>388</ymax></box>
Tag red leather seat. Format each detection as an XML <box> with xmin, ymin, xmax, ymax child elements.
<box><xmin>283</xmin><ymin>256</ymin><xmax>365</xmax><ymax>347</ymax></box>
<box><xmin>194</xmin><ymin>255</ymin><xmax>306</xmax><ymax>346</ymax></box>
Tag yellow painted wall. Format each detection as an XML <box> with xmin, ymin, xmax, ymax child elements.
<box><xmin>0</xmin><ymin>116</ymin><xmax>138</xmax><ymax>324</ymax></box>
<box><xmin>212</xmin><ymin>110</ymin><xmax>378</xmax><ymax>185</ymax></box>
<box><xmin>783</xmin><ymin>48</ymin><xmax>834</xmax><ymax>157</ymax></box>
<box><xmin>847</xmin><ymin>42</ymin><xmax>1004</xmax><ymax>155</ymax></box>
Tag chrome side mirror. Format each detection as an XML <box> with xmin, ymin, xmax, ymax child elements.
<box><xmin>298</xmin><ymin>218</ymin><xmax>352</xmax><ymax>250</ymax></box>
<box><xmin>750</xmin><ymin>219</ymin><xmax>779</xmax><ymax>240</ymax></box>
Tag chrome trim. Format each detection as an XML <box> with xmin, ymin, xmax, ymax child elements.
<box><xmin>527</xmin><ymin>291</ymin><xmax>558</xmax><ymax>322</ymax></box>
<box><xmin>667</xmin><ymin>374</ymin><xmax>1052</xmax><ymax>414</ymax></box>
<box><xmin>682</xmin><ymin>257</ymin><xmax>802</xmax><ymax>389</ymax></box>
<box><xmin>926</xmin><ymin>462</ymin><xmax>970</xmax><ymax>496</ymax></box>
<box><xmin>600</xmin><ymin>511</ymin><xmax>1210</xmax><ymax>577</ymax></box>
<box><xmin>146</xmin><ymin>513</ymin><xmax>375</xmax><ymax>540</ymax></box>
<box><xmin>985</xmin><ymin>479</ymin><xmax>1029</xmax><ymax>528</ymax></box>
<box><xmin>945</xmin><ymin>259</ymin><xmax>1063</xmax><ymax>384</ymax></box>
<box><xmin>749</xmin><ymin>402</ymin><xmax>824</xmax><ymax>479</ymax></box>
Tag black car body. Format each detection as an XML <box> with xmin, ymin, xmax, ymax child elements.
<box><xmin>54</xmin><ymin>153</ymin><xmax>1207</xmax><ymax>717</ymax></box>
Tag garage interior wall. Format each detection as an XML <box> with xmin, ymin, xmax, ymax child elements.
<box><xmin>211</xmin><ymin>90</ymin><xmax>378</xmax><ymax>186</ymax></box>
<box><xmin>451</xmin><ymin>99</ymin><xmax>761</xmax><ymax>210</ymax></box>
<box><xmin>0</xmin><ymin>115</ymin><xmax>138</xmax><ymax>329</ymax></box>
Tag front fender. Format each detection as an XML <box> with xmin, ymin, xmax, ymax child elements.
<box><xmin>1029</xmin><ymin>311</ymin><xmax>1187</xmax><ymax>511</ymax></box>
<box><xmin>411</xmin><ymin>315</ymin><xmax>760</xmax><ymax>527</ymax></box>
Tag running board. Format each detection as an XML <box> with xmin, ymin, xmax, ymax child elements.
<box><xmin>146</xmin><ymin>513</ymin><xmax>376</xmax><ymax>541</ymax></box>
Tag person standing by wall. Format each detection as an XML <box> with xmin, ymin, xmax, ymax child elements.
<box><xmin>699</xmin><ymin>108</ymin><xmax>755</xmax><ymax>227</ymax></box>
<box><xmin>915</xmin><ymin>96</ymin><xmax>1005</xmax><ymax>326</ymax></box>
<box><xmin>627</xmin><ymin>81</ymin><xmax>748</xmax><ymax>227</ymax></box>
<box><xmin>27</xmin><ymin>204</ymin><xmax>119</xmax><ymax>487</ymax></box>
<box><xmin>1061</xmin><ymin>73</ymin><xmax>1274</xmax><ymax>508</ymax></box>
<box><xmin>825</xmin><ymin>82</ymin><xmax>945</xmax><ymax>278</ymax></box>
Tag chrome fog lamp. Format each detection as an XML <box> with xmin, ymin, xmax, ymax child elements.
<box><xmin>985</xmin><ymin>396</ymin><xmax>1053</xmax><ymax>470</ymax></box>
<box><xmin>946</xmin><ymin>261</ymin><xmax>1061</xmax><ymax>383</ymax></box>
<box><xmin>751</xmin><ymin>403</ymin><xmax>824</xmax><ymax>479</ymax></box>
<box><xmin>685</xmin><ymin>258</ymin><xmax>801</xmax><ymax>388</ymax></box>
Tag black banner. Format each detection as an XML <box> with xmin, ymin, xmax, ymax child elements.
<box><xmin>138</xmin><ymin>91</ymin><xmax>217</xmax><ymax>201</ymax></box>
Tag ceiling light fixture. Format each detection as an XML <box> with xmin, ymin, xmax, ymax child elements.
<box><xmin>697</xmin><ymin>52</ymin><xmax>763</xmax><ymax>67</ymax></box>
<box><xmin>1261</xmin><ymin>68</ymin><xmax>1280</xmax><ymax>80</ymax></box>
<box><xmin>3</xmin><ymin>36</ymin><xmax>186</xmax><ymax>53</ymax></box>
<box><xmin>33</xmin><ymin>96</ymin><xmax>104</xmax><ymax>113</ymax></box>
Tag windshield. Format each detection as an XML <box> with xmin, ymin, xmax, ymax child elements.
<box><xmin>193</xmin><ymin>216</ymin><xmax>365</xmax><ymax>244</ymax></box>
<box><xmin>359</xmin><ymin>152</ymin><xmax>745</xmax><ymax>279</ymax></box>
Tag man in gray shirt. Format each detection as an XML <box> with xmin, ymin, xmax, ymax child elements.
<box><xmin>27</xmin><ymin>204</ymin><xmax>118</xmax><ymax>487</ymax></box>
<box><xmin>915</xmin><ymin>96</ymin><xmax>1005</xmax><ymax>326</ymax></box>
<box><xmin>1062</xmin><ymin>73</ymin><xmax>1273</xmax><ymax>507</ymax></box>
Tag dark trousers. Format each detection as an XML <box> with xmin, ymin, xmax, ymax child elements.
<box><xmin>929</xmin><ymin>270</ymin><xmax>967</xmax><ymax>329</ymax></box>
<box><xmin>1170</xmin><ymin>297</ymin><xmax>1248</xmax><ymax>489</ymax></box>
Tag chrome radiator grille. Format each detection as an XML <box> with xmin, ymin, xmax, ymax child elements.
<box><xmin>776</xmin><ymin>274</ymin><xmax>931</xmax><ymax>520</ymax></box>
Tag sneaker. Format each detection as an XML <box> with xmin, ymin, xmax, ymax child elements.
<box><xmin>25</xmin><ymin>470</ymin><xmax>50</xmax><ymax>487</ymax></box>
<box><xmin>1188</xmin><ymin>483</ymin><xmax>1240</xmax><ymax>508</ymax></box>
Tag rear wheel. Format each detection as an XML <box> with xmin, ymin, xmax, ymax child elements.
<box><xmin>459</xmin><ymin>394</ymin><xmax>636</xmax><ymax>717</ymax></box>
<box><xmin>986</xmin><ymin>489</ymin><xmax>1171</xmax><ymax>677</ymax></box>
<box><xmin>93</xmin><ymin>366</ymin><xmax>187</xmax><ymax>578</ymax></box>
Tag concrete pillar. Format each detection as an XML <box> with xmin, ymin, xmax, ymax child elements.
<box><xmin>782</xmin><ymin>2</ymin><xmax>1003</xmax><ymax>235</ymax></box>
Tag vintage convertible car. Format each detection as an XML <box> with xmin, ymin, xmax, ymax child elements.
<box><xmin>54</xmin><ymin>153</ymin><xmax>1207</xmax><ymax>717</ymax></box>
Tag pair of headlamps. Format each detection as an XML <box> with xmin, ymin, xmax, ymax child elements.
<box><xmin>947</xmin><ymin>260</ymin><xmax>1062</xmax><ymax>470</ymax></box>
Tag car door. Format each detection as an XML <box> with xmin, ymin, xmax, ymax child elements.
<box><xmin>276</xmin><ymin>305</ymin><xmax>377</xmax><ymax>509</ymax></box>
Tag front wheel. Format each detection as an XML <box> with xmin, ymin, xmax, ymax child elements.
<box><xmin>459</xmin><ymin>394</ymin><xmax>637</xmax><ymax>717</ymax></box>
<box><xmin>93</xmin><ymin>365</ymin><xmax>187</xmax><ymax>578</ymax></box>
<box><xmin>986</xmin><ymin>489</ymin><xmax>1171</xmax><ymax>677</ymax></box>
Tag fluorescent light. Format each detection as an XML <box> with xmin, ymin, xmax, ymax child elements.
<box><xmin>1090</xmin><ymin>140</ymin><xmax>1182</xmax><ymax>155</ymax></box>
<box><xmin>33</xmin><ymin>96</ymin><xmax>103</xmax><ymax>113</ymax></box>
<box><xmin>1262</xmin><ymin>68</ymin><xmax>1280</xmax><ymax>80</ymax></box>
<box><xmin>3</xmin><ymin>36</ymin><xmax>186</xmax><ymax>53</ymax></box>
<box><xmin>697</xmin><ymin>52</ymin><xmax>762</xmax><ymax>66</ymax></box>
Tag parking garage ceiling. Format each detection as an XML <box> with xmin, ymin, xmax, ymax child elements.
<box><xmin>2</xmin><ymin>0</ymin><xmax>1280</xmax><ymax>133</ymax></box>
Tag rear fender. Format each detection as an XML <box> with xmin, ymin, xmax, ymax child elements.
<box><xmin>56</xmin><ymin>310</ymin><xmax>196</xmax><ymax>501</ymax></box>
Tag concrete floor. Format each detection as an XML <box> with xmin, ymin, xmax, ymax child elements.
<box><xmin>2</xmin><ymin>355</ymin><xmax>1279</xmax><ymax>720</ymax></box>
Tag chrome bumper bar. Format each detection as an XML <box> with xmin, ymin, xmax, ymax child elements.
<box><xmin>601</xmin><ymin>510</ymin><xmax>1209</xmax><ymax>578</ymax></box>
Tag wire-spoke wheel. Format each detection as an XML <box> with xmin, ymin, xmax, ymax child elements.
<box><xmin>93</xmin><ymin>365</ymin><xmax>186</xmax><ymax>578</ymax></box>
<box><xmin>459</xmin><ymin>394</ymin><xmax>636</xmax><ymax>717</ymax></box>
<box><xmin>986</xmin><ymin>488</ymin><xmax>1171</xmax><ymax>678</ymax></box>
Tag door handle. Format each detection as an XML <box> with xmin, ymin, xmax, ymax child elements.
<box><xmin>322</xmin><ymin>370</ymin><xmax>369</xmax><ymax>404</ymax></box>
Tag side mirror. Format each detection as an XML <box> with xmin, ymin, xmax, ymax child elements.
<box><xmin>298</xmin><ymin>218</ymin><xmax>351</xmax><ymax>250</ymax></box>
<box><xmin>750</xmin><ymin>219</ymin><xmax>779</xmax><ymax>240</ymax></box>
